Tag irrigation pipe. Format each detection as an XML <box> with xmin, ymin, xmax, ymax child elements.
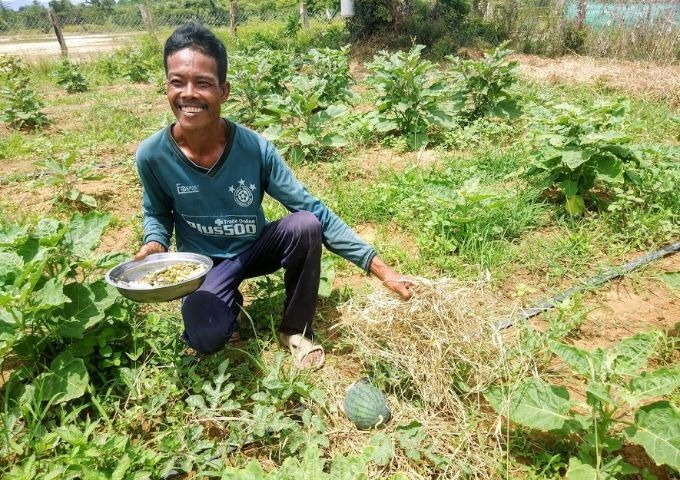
<box><xmin>495</xmin><ymin>240</ymin><xmax>680</xmax><ymax>330</ymax></box>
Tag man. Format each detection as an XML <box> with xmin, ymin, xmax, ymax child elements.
<box><xmin>134</xmin><ymin>23</ymin><xmax>411</xmax><ymax>368</ymax></box>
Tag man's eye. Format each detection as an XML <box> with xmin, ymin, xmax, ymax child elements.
<box><xmin>169</xmin><ymin>80</ymin><xmax>183</xmax><ymax>87</ymax></box>
<box><xmin>198</xmin><ymin>81</ymin><xmax>213</xmax><ymax>88</ymax></box>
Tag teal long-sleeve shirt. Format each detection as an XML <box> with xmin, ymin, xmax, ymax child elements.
<box><xmin>136</xmin><ymin>119</ymin><xmax>377</xmax><ymax>272</ymax></box>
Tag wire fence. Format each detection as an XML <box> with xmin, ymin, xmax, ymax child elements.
<box><xmin>0</xmin><ymin>1</ymin><xmax>678</xmax><ymax>62</ymax></box>
<box><xmin>0</xmin><ymin>4</ymin><xmax>340</xmax><ymax>37</ymax></box>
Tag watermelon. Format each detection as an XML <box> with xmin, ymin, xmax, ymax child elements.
<box><xmin>343</xmin><ymin>378</ymin><xmax>391</xmax><ymax>430</ymax></box>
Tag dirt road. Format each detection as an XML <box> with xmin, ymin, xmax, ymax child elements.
<box><xmin>0</xmin><ymin>32</ymin><xmax>141</xmax><ymax>58</ymax></box>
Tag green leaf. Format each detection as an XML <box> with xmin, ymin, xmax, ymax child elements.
<box><xmin>406</xmin><ymin>130</ymin><xmax>428</xmax><ymax>150</ymax></box>
<box><xmin>323</xmin><ymin>104</ymin><xmax>348</xmax><ymax>119</ymax></box>
<box><xmin>559</xmin><ymin>179</ymin><xmax>579</xmax><ymax>198</ymax></box>
<box><xmin>369</xmin><ymin>432</ymin><xmax>394</xmax><ymax>467</ymax></box>
<box><xmin>290</xmin><ymin>146</ymin><xmax>305</xmax><ymax>163</ymax></box>
<box><xmin>262</xmin><ymin>124</ymin><xmax>283</xmax><ymax>141</ymax></box>
<box><xmin>484</xmin><ymin>377</ymin><xmax>571</xmax><ymax>431</ymax></box>
<box><xmin>31</xmin><ymin>277</ymin><xmax>70</xmax><ymax>311</ymax></box>
<box><xmin>59</xmin><ymin>283</ymin><xmax>106</xmax><ymax>338</ymax></box>
<box><xmin>36</xmin><ymin>353</ymin><xmax>89</xmax><ymax>404</ymax></box>
<box><xmin>298</xmin><ymin>131</ymin><xmax>316</xmax><ymax>146</ymax></box>
<box><xmin>375</xmin><ymin>120</ymin><xmax>398</xmax><ymax>132</ymax></box>
<box><xmin>62</xmin><ymin>212</ymin><xmax>110</xmax><ymax>258</ymax></box>
<box><xmin>562</xmin><ymin>149</ymin><xmax>588</xmax><ymax>170</ymax></box>
<box><xmin>627</xmin><ymin>364</ymin><xmax>680</xmax><ymax>405</ymax></box>
<box><xmin>659</xmin><ymin>272</ymin><xmax>680</xmax><ymax>290</ymax></box>
<box><xmin>566</xmin><ymin>456</ymin><xmax>598</xmax><ymax>480</ymax></box>
<box><xmin>549</xmin><ymin>341</ymin><xmax>600</xmax><ymax>379</ymax></box>
<box><xmin>565</xmin><ymin>195</ymin><xmax>585</xmax><ymax>216</ymax></box>
<box><xmin>586</xmin><ymin>382</ymin><xmax>615</xmax><ymax>407</ymax></box>
<box><xmin>594</xmin><ymin>155</ymin><xmax>624</xmax><ymax>184</ymax></box>
<box><xmin>318</xmin><ymin>258</ymin><xmax>335</xmax><ymax>298</ymax></box>
<box><xmin>626</xmin><ymin>401</ymin><xmax>680</xmax><ymax>471</ymax></box>
<box><xmin>611</xmin><ymin>331</ymin><xmax>661</xmax><ymax>376</ymax></box>
<box><xmin>321</xmin><ymin>134</ymin><xmax>348</xmax><ymax>148</ymax></box>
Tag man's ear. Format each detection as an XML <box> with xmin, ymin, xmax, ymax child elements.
<box><xmin>221</xmin><ymin>81</ymin><xmax>230</xmax><ymax>102</ymax></box>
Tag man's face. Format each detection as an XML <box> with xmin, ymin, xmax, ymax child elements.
<box><xmin>166</xmin><ymin>48</ymin><xmax>229</xmax><ymax>131</ymax></box>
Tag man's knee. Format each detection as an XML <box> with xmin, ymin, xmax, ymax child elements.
<box><xmin>290</xmin><ymin>211</ymin><xmax>322</xmax><ymax>240</ymax></box>
<box><xmin>182</xmin><ymin>291</ymin><xmax>238</xmax><ymax>354</ymax></box>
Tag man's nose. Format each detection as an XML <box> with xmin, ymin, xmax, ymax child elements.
<box><xmin>184</xmin><ymin>81</ymin><xmax>197</xmax><ymax>96</ymax></box>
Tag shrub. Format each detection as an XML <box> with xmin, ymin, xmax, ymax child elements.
<box><xmin>0</xmin><ymin>55</ymin><xmax>48</xmax><ymax>130</ymax></box>
<box><xmin>53</xmin><ymin>58</ymin><xmax>89</xmax><ymax>93</ymax></box>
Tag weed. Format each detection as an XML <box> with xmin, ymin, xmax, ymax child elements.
<box><xmin>52</xmin><ymin>58</ymin><xmax>88</xmax><ymax>93</ymax></box>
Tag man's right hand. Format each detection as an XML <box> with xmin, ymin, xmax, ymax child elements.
<box><xmin>134</xmin><ymin>241</ymin><xmax>166</xmax><ymax>260</ymax></box>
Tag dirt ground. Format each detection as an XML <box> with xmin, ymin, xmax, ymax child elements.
<box><xmin>513</xmin><ymin>53</ymin><xmax>680</xmax><ymax>106</ymax></box>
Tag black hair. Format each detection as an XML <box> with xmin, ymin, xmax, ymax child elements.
<box><xmin>164</xmin><ymin>22</ymin><xmax>228</xmax><ymax>83</ymax></box>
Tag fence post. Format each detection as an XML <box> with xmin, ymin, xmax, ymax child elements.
<box><xmin>139</xmin><ymin>2</ymin><xmax>158</xmax><ymax>42</ymax></box>
<box><xmin>230</xmin><ymin>1</ymin><xmax>237</xmax><ymax>35</ymax></box>
<box><xmin>484</xmin><ymin>1</ymin><xmax>493</xmax><ymax>21</ymax></box>
<box><xmin>300</xmin><ymin>3</ymin><xmax>309</xmax><ymax>29</ymax></box>
<box><xmin>576</xmin><ymin>0</ymin><xmax>587</xmax><ymax>29</ymax></box>
<box><xmin>47</xmin><ymin>9</ymin><xmax>68</xmax><ymax>57</ymax></box>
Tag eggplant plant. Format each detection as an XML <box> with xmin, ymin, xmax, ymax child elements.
<box><xmin>486</xmin><ymin>331</ymin><xmax>680</xmax><ymax>479</ymax></box>
<box><xmin>525</xmin><ymin>100</ymin><xmax>640</xmax><ymax>216</ymax></box>
<box><xmin>365</xmin><ymin>44</ymin><xmax>456</xmax><ymax>150</ymax></box>
<box><xmin>257</xmin><ymin>76</ymin><xmax>349</xmax><ymax>163</ymax></box>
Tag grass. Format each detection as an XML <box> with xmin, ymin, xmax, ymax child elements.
<box><xmin>0</xmin><ymin>40</ymin><xmax>679</xmax><ymax>479</ymax></box>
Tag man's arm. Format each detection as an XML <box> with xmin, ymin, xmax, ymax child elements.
<box><xmin>369</xmin><ymin>256</ymin><xmax>413</xmax><ymax>300</ymax></box>
<box><xmin>135</xmin><ymin>148</ymin><xmax>174</xmax><ymax>259</ymax></box>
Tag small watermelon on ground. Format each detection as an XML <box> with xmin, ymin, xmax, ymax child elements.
<box><xmin>343</xmin><ymin>378</ymin><xmax>391</xmax><ymax>430</ymax></box>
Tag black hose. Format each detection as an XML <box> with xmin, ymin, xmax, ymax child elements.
<box><xmin>496</xmin><ymin>240</ymin><xmax>680</xmax><ymax>330</ymax></box>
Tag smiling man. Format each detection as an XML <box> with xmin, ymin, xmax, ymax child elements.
<box><xmin>134</xmin><ymin>23</ymin><xmax>411</xmax><ymax>368</ymax></box>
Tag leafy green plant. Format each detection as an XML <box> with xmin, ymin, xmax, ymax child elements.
<box><xmin>365</xmin><ymin>44</ymin><xmax>455</xmax><ymax>149</ymax></box>
<box><xmin>227</xmin><ymin>47</ymin><xmax>296</xmax><ymax>126</ymax></box>
<box><xmin>525</xmin><ymin>100</ymin><xmax>640</xmax><ymax>216</ymax></box>
<box><xmin>302</xmin><ymin>45</ymin><xmax>354</xmax><ymax>107</ymax></box>
<box><xmin>447</xmin><ymin>43</ymin><xmax>521</xmax><ymax>121</ymax></box>
<box><xmin>400</xmin><ymin>176</ymin><xmax>506</xmax><ymax>256</ymax></box>
<box><xmin>0</xmin><ymin>213</ymin><xmax>128</xmax><ymax>363</ymax></box>
<box><xmin>119</xmin><ymin>49</ymin><xmax>156</xmax><ymax>83</ymax></box>
<box><xmin>0</xmin><ymin>55</ymin><xmax>48</xmax><ymax>130</ymax></box>
<box><xmin>257</xmin><ymin>76</ymin><xmax>350</xmax><ymax>162</ymax></box>
<box><xmin>486</xmin><ymin>331</ymin><xmax>680</xmax><ymax>478</ymax></box>
<box><xmin>53</xmin><ymin>58</ymin><xmax>88</xmax><ymax>93</ymax></box>
<box><xmin>35</xmin><ymin>149</ymin><xmax>102</xmax><ymax>209</ymax></box>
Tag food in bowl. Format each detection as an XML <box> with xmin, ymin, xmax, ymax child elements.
<box><xmin>130</xmin><ymin>261</ymin><xmax>208</xmax><ymax>288</ymax></box>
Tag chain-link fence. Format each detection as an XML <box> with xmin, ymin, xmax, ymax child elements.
<box><xmin>0</xmin><ymin>3</ymin><xmax>339</xmax><ymax>35</ymax></box>
<box><xmin>1</xmin><ymin>1</ymin><xmax>678</xmax><ymax>62</ymax></box>
<box><xmin>0</xmin><ymin>2</ymin><xmax>343</xmax><ymax>58</ymax></box>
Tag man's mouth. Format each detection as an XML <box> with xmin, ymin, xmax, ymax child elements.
<box><xmin>178</xmin><ymin>105</ymin><xmax>206</xmax><ymax>113</ymax></box>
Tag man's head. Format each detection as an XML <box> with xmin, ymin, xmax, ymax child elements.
<box><xmin>164</xmin><ymin>24</ymin><xmax>230</xmax><ymax>133</ymax></box>
<box><xmin>164</xmin><ymin>22</ymin><xmax>228</xmax><ymax>84</ymax></box>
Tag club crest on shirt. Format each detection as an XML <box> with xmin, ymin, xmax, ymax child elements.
<box><xmin>229</xmin><ymin>179</ymin><xmax>256</xmax><ymax>207</ymax></box>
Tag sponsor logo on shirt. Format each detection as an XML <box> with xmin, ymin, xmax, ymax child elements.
<box><xmin>229</xmin><ymin>179</ymin><xmax>256</xmax><ymax>207</ymax></box>
<box><xmin>181</xmin><ymin>214</ymin><xmax>257</xmax><ymax>236</ymax></box>
<box><xmin>177</xmin><ymin>183</ymin><xmax>200</xmax><ymax>195</ymax></box>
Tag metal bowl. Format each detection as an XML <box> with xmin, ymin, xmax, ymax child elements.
<box><xmin>105</xmin><ymin>252</ymin><xmax>213</xmax><ymax>303</ymax></box>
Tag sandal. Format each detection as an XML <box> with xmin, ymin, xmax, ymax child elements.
<box><xmin>279</xmin><ymin>333</ymin><xmax>325</xmax><ymax>370</ymax></box>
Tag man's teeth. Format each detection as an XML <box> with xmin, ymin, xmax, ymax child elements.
<box><xmin>181</xmin><ymin>106</ymin><xmax>203</xmax><ymax>113</ymax></box>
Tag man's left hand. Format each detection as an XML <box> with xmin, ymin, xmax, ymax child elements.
<box><xmin>369</xmin><ymin>256</ymin><xmax>414</xmax><ymax>301</ymax></box>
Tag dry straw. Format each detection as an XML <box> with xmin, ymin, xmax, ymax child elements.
<box><xmin>334</xmin><ymin>277</ymin><xmax>530</xmax><ymax>478</ymax></box>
